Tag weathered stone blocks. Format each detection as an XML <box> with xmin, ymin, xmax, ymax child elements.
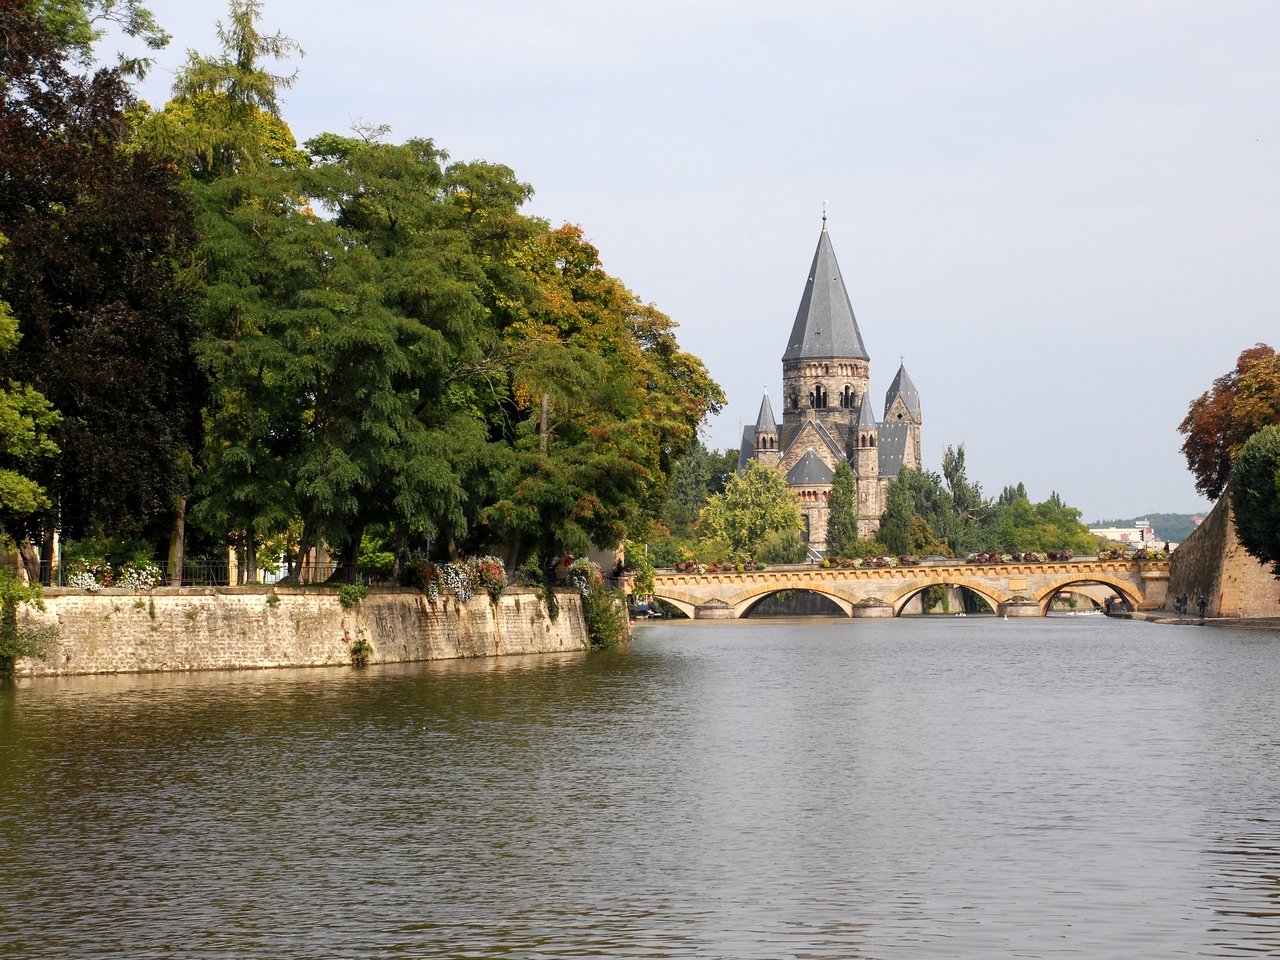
<box><xmin>14</xmin><ymin>586</ymin><xmax>588</xmax><ymax>677</ymax></box>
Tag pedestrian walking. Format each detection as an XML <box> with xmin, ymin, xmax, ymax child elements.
<box><xmin>1197</xmin><ymin>595</ymin><xmax>1208</xmax><ymax>618</ymax></box>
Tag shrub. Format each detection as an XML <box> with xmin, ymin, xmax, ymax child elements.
<box><xmin>582</xmin><ymin>587</ymin><xmax>627</xmax><ymax>649</ymax></box>
<box><xmin>350</xmin><ymin>638</ymin><xmax>372</xmax><ymax>666</ymax></box>
<box><xmin>339</xmin><ymin>583</ymin><xmax>368</xmax><ymax>607</ymax></box>
<box><xmin>0</xmin><ymin>569</ymin><xmax>58</xmax><ymax>677</ymax></box>
<box><xmin>759</xmin><ymin>527</ymin><xmax>807</xmax><ymax>564</ymax></box>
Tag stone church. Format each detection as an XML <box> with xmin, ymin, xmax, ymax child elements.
<box><xmin>737</xmin><ymin>222</ymin><xmax>923</xmax><ymax>552</ymax></box>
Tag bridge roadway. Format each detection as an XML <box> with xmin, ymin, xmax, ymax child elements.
<box><xmin>649</xmin><ymin>558</ymin><xmax>1171</xmax><ymax>619</ymax></box>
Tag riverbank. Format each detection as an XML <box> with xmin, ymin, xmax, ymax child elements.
<box><xmin>14</xmin><ymin>586</ymin><xmax>588</xmax><ymax>677</ymax></box>
<box><xmin>1123</xmin><ymin>610</ymin><xmax>1280</xmax><ymax>633</ymax></box>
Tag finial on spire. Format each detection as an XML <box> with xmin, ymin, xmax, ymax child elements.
<box><xmin>822</xmin><ymin>200</ymin><xmax>827</xmax><ymax>229</ymax></box>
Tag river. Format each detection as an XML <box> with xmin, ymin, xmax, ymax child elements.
<box><xmin>1</xmin><ymin>616</ymin><xmax>1278</xmax><ymax>957</ymax></box>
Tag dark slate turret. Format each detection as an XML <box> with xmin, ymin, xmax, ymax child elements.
<box><xmin>856</xmin><ymin>391</ymin><xmax>878</xmax><ymax>431</ymax></box>
<box><xmin>756</xmin><ymin>391</ymin><xmax>777</xmax><ymax>433</ymax></box>
<box><xmin>781</xmin><ymin>227</ymin><xmax>869</xmax><ymax>362</ymax></box>
<box><xmin>883</xmin><ymin>363</ymin><xmax>920</xmax><ymax>421</ymax></box>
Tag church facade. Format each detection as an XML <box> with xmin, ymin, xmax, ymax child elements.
<box><xmin>737</xmin><ymin>223</ymin><xmax>922</xmax><ymax>552</ymax></box>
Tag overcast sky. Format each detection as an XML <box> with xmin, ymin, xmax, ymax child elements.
<box><xmin>115</xmin><ymin>1</ymin><xmax>1280</xmax><ymax>521</ymax></box>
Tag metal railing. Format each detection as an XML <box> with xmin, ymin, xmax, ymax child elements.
<box><xmin>39</xmin><ymin>558</ymin><xmax>375</xmax><ymax>588</ymax></box>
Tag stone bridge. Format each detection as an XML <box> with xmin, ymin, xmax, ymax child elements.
<box><xmin>649</xmin><ymin>559</ymin><xmax>1170</xmax><ymax>619</ymax></box>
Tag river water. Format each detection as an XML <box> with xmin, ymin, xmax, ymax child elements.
<box><xmin>2</xmin><ymin>616</ymin><xmax>1279</xmax><ymax>958</ymax></box>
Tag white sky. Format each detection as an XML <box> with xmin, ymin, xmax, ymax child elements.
<box><xmin>112</xmin><ymin>1</ymin><xmax>1280</xmax><ymax>520</ymax></box>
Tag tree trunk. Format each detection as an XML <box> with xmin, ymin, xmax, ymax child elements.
<box><xmin>18</xmin><ymin>539</ymin><xmax>41</xmax><ymax>585</ymax></box>
<box><xmin>167</xmin><ymin>497</ymin><xmax>186</xmax><ymax>586</ymax></box>
<box><xmin>285</xmin><ymin>522</ymin><xmax>314</xmax><ymax>585</ymax></box>
<box><xmin>540</xmin><ymin>393</ymin><xmax>549</xmax><ymax>458</ymax></box>
<box><xmin>245</xmin><ymin>529</ymin><xmax>257</xmax><ymax>584</ymax></box>
<box><xmin>40</xmin><ymin>524</ymin><xmax>56</xmax><ymax>586</ymax></box>
<box><xmin>327</xmin><ymin>522</ymin><xmax>364</xmax><ymax>583</ymax></box>
<box><xmin>391</xmin><ymin>523</ymin><xmax>408</xmax><ymax>582</ymax></box>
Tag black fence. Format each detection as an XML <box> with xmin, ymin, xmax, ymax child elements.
<box><xmin>38</xmin><ymin>558</ymin><xmax>370</xmax><ymax>588</ymax></box>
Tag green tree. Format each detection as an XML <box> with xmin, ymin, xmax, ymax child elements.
<box><xmin>0</xmin><ymin>1</ymin><xmax>203</xmax><ymax>549</ymax></box>
<box><xmin>825</xmin><ymin>461</ymin><xmax>860</xmax><ymax>557</ymax></box>
<box><xmin>0</xmin><ymin>250</ymin><xmax>60</xmax><ymax>523</ymax></box>
<box><xmin>32</xmin><ymin>0</ymin><xmax>170</xmax><ymax>78</ymax></box>
<box><xmin>487</xmin><ymin>225</ymin><xmax>722</xmax><ymax>570</ymax></box>
<box><xmin>879</xmin><ymin>467</ymin><xmax>956</xmax><ymax>555</ymax></box>
<box><xmin>998</xmin><ymin>482</ymin><xmax>1027</xmax><ymax>506</ymax></box>
<box><xmin>699</xmin><ymin>459</ymin><xmax>801</xmax><ymax>558</ymax></box>
<box><xmin>995</xmin><ymin>494</ymin><xmax>1098</xmax><ymax>554</ymax></box>
<box><xmin>1230</xmin><ymin>424</ymin><xmax>1280</xmax><ymax>576</ymax></box>
<box><xmin>661</xmin><ymin>441</ymin><xmax>739</xmax><ymax>531</ymax></box>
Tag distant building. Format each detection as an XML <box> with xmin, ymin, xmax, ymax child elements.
<box><xmin>1089</xmin><ymin>521</ymin><xmax>1153</xmax><ymax>546</ymax></box>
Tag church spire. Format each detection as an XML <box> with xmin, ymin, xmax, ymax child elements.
<box><xmin>781</xmin><ymin>227</ymin><xmax>868</xmax><ymax>362</ymax></box>
<box><xmin>883</xmin><ymin>361</ymin><xmax>920</xmax><ymax>421</ymax></box>
<box><xmin>755</xmin><ymin>390</ymin><xmax>777</xmax><ymax>433</ymax></box>
<box><xmin>856</xmin><ymin>390</ymin><xmax>878</xmax><ymax>430</ymax></box>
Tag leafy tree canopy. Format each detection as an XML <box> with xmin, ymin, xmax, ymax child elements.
<box><xmin>699</xmin><ymin>459</ymin><xmax>801</xmax><ymax>559</ymax></box>
<box><xmin>1180</xmin><ymin>344</ymin><xmax>1279</xmax><ymax>500</ymax></box>
<box><xmin>0</xmin><ymin>250</ymin><xmax>59</xmax><ymax>523</ymax></box>
<box><xmin>1230</xmin><ymin>425</ymin><xmax>1280</xmax><ymax>576</ymax></box>
<box><xmin>0</xmin><ymin>0</ymin><xmax>203</xmax><ymax>545</ymax></box>
<box><xmin>30</xmin><ymin>0</ymin><xmax>169</xmax><ymax>78</ymax></box>
<box><xmin>824</xmin><ymin>461</ymin><xmax>860</xmax><ymax>557</ymax></box>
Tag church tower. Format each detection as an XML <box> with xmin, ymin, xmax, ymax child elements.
<box><xmin>883</xmin><ymin>362</ymin><xmax>922</xmax><ymax>472</ymax></box>
<box><xmin>853</xmin><ymin>392</ymin><xmax>881</xmax><ymax>534</ymax></box>
<box><xmin>780</xmin><ymin>223</ymin><xmax>870</xmax><ymax>455</ymax></box>
<box><xmin>753</xmin><ymin>391</ymin><xmax>780</xmax><ymax>468</ymax></box>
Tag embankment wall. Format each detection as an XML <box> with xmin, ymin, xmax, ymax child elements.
<box><xmin>14</xmin><ymin>586</ymin><xmax>588</xmax><ymax>677</ymax></box>
<box><xmin>1166</xmin><ymin>497</ymin><xmax>1280</xmax><ymax>618</ymax></box>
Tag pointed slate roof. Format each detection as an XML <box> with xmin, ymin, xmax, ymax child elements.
<box><xmin>755</xmin><ymin>392</ymin><xmax>777</xmax><ymax>433</ymax></box>
<box><xmin>877</xmin><ymin>423</ymin><xmax>910</xmax><ymax>478</ymax></box>
<box><xmin>883</xmin><ymin>363</ymin><xmax>920</xmax><ymax>420</ymax></box>
<box><xmin>785</xmin><ymin>448</ymin><xmax>835</xmax><ymax>486</ymax></box>
<box><xmin>737</xmin><ymin>425</ymin><xmax>755</xmax><ymax>475</ymax></box>
<box><xmin>782</xmin><ymin>227</ymin><xmax>869</xmax><ymax>362</ymax></box>
<box><xmin>856</xmin><ymin>391</ymin><xmax>878</xmax><ymax>430</ymax></box>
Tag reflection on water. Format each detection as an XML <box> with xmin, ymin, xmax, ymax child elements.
<box><xmin>2</xmin><ymin>618</ymin><xmax>1279</xmax><ymax>958</ymax></box>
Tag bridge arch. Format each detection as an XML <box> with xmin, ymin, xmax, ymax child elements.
<box><xmin>647</xmin><ymin>590</ymin><xmax>697</xmax><ymax>619</ymax></box>
<box><xmin>736</xmin><ymin>588</ymin><xmax>853</xmax><ymax>618</ymax></box>
<box><xmin>726</xmin><ymin>582</ymin><xmax>857</xmax><ymax>618</ymax></box>
<box><xmin>1032</xmin><ymin>574</ymin><xmax>1143</xmax><ymax>615</ymax></box>
<box><xmin>884</xmin><ymin>578</ymin><xmax>1008</xmax><ymax>617</ymax></box>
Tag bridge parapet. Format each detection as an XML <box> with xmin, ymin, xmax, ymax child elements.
<box><xmin>649</xmin><ymin>560</ymin><xmax>1171</xmax><ymax>619</ymax></box>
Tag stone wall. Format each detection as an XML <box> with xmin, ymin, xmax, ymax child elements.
<box><xmin>1166</xmin><ymin>497</ymin><xmax>1280</xmax><ymax>617</ymax></box>
<box><xmin>13</xmin><ymin>586</ymin><xmax>588</xmax><ymax>678</ymax></box>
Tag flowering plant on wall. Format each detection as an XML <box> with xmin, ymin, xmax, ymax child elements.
<box><xmin>67</xmin><ymin>558</ymin><xmax>112</xmax><ymax>591</ymax></box>
<box><xmin>568</xmin><ymin>558</ymin><xmax>602</xmax><ymax>596</ymax></box>
<box><xmin>117</xmin><ymin>560</ymin><xmax>163</xmax><ymax>590</ymax></box>
<box><xmin>1096</xmin><ymin>549</ymin><xmax>1132</xmax><ymax>561</ymax></box>
<box><xmin>415</xmin><ymin>560</ymin><xmax>442</xmax><ymax>601</ymax></box>
<box><xmin>415</xmin><ymin>558</ymin><xmax>507</xmax><ymax>603</ymax></box>
<box><xmin>472</xmin><ymin>557</ymin><xmax>507</xmax><ymax>603</ymax></box>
